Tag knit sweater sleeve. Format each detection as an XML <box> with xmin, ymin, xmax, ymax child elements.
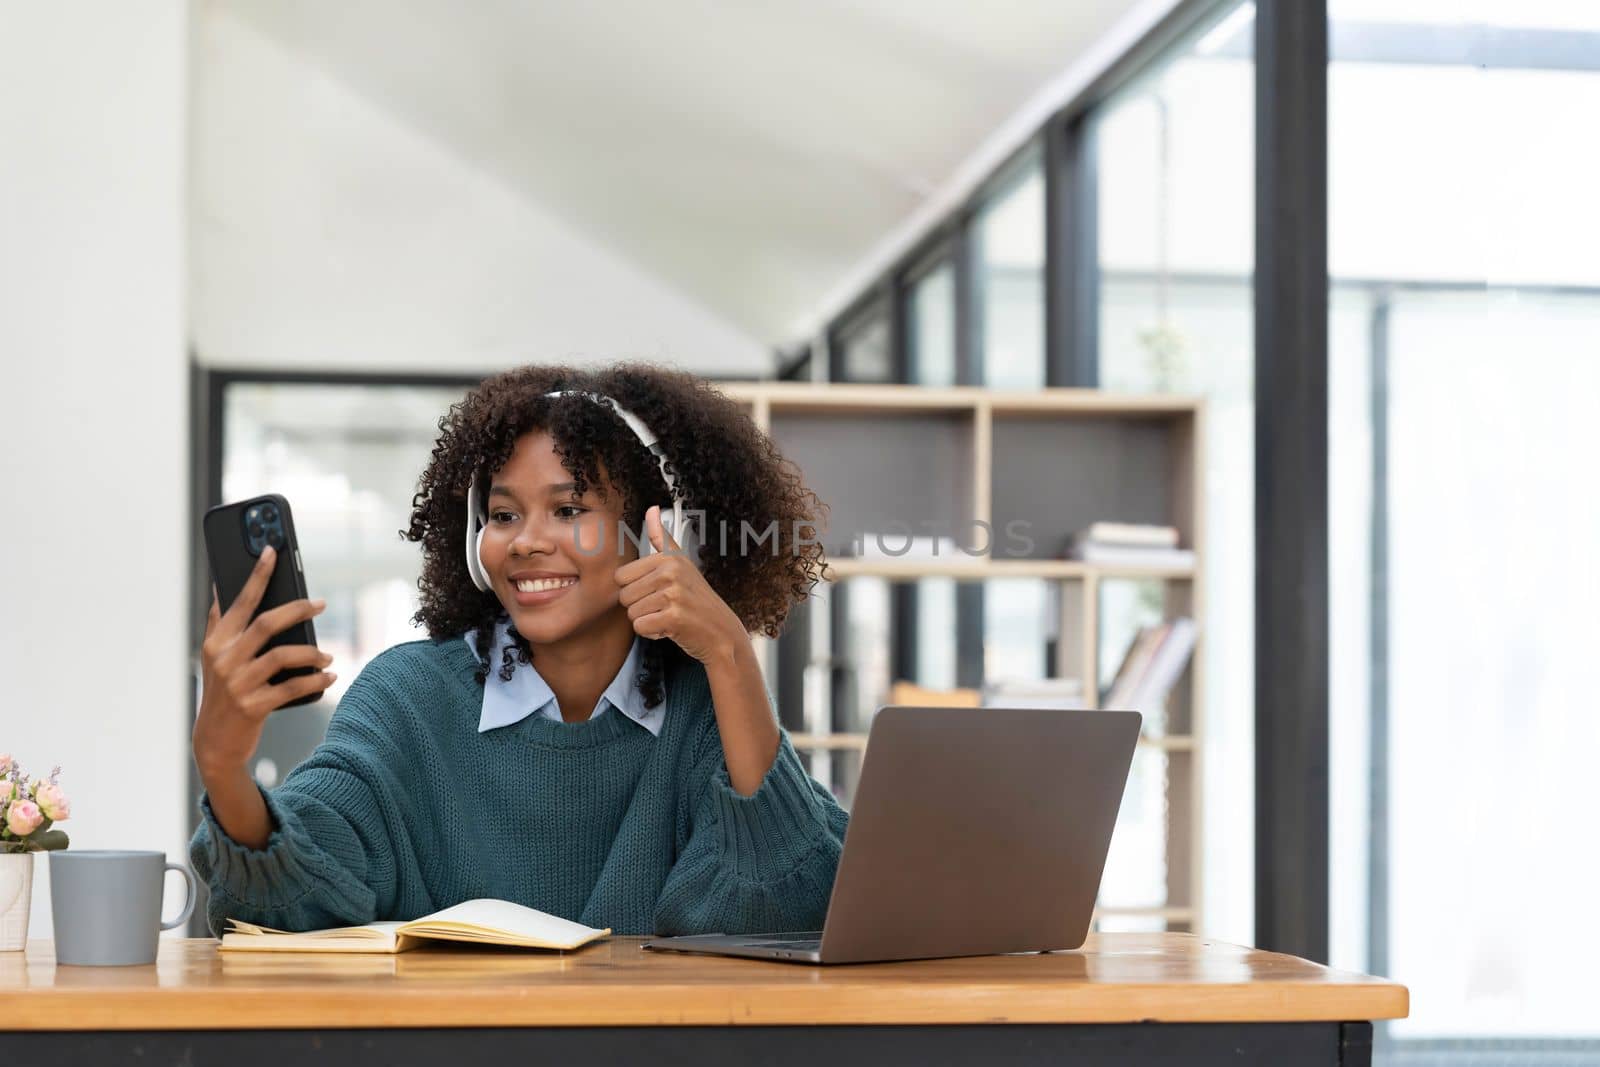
<box><xmin>188</xmin><ymin>671</ymin><xmax>408</xmax><ymax>937</ymax></box>
<box><xmin>652</xmin><ymin>718</ymin><xmax>850</xmax><ymax>936</ymax></box>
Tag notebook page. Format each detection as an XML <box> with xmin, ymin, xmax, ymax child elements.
<box><xmin>225</xmin><ymin>919</ymin><xmax>404</xmax><ymax>940</ymax></box>
<box><xmin>400</xmin><ymin>899</ymin><xmax>608</xmax><ymax>948</ymax></box>
<box><xmin>219</xmin><ymin>921</ymin><xmax>405</xmax><ymax>953</ymax></box>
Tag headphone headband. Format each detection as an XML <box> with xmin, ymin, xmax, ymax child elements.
<box><xmin>542</xmin><ymin>390</ymin><xmax>678</xmax><ymax>500</ymax></box>
<box><xmin>462</xmin><ymin>389</ymin><xmax>698</xmax><ymax>593</ymax></box>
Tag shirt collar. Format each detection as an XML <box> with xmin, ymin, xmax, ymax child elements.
<box><xmin>463</xmin><ymin>617</ymin><xmax>662</xmax><ymax>736</ymax></box>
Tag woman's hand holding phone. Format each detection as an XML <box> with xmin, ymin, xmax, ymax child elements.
<box><xmin>192</xmin><ymin>544</ymin><xmax>334</xmax><ymax>848</ymax></box>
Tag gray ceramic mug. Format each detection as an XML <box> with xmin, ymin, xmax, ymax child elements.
<box><xmin>49</xmin><ymin>851</ymin><xmax>196</xmax><ymax>966</ymax></box>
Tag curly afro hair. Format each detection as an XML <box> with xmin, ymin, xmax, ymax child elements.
<box><xmin>402</xmin><ymin>362</ymin><xmax>832</xmax><ymax>706</ymax></box>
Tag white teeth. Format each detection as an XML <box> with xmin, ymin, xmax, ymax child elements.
<box><xmin>516</xmin><ymin>578</ymin><xmax>576</xmax><ymax>592</ymax></box>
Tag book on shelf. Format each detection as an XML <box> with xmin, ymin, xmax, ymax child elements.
<box><xmin>1101</xmin><ymin>617</ymin><xmax>1197</xmax><ymax>731</ymax></box>
<box><xmin>1063</xmin><ymin>523</ymin><xmax>1194</xmax><ymax>569</ymax></box>
<box><xmin>838</xmin><ymin>533</ymin><xmax>959</xmax><ymax>560</ymax></box>
<box><xmin>888</xmin><ymin>679</ymin><xmax>981</xmax><ymax>707</ymax></box>
<box><xmin>1075</xmin><ymin>522</ymin><xmax>1180</xmax><ymax>549</ymax></box>
<box><xmin>219</xmin><ymin>898</ymin><xmax>610</xmax><ymax>955</ymax></box>
<box><xmin>1071</xmin><ymin>543</ymin><xmax>1196</xmax><ymax>569</ymax></box>
<box><xmin>981</xmin><ymin>677</ymin><xmax>1087</xmax><ymax>710</ymax></box>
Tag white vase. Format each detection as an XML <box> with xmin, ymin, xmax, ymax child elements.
<box><xmin>0</xmin><ymin>852</ymin><xmax>34</xmax><ymax>951</ymax></box>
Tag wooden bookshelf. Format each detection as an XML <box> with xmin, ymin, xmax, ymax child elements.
<box><xmin>792</xmin><ymin>732</ymin><xmax>1197</xmax><ymax>753</ymax></box>
<box><xmin>717</xmin><ymin>382</ymin><xmax>1207</xmax><ymax>936</ymax></box>
<box><xmin>824</xmin><ymin>558</ymin><xmax>1195</xmax><ymax>580</ymax></box>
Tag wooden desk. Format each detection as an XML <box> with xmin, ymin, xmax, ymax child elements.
<box><xmin>1</xmin><ymin>933</ymin><xmax>1406</xmax><ymax>1066</ymax></box>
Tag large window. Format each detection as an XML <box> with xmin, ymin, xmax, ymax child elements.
<box><xmin>812</xmin><ymin>5</ymin><xmax>1597</xmax><ymax>1047</ymax></box>
<box><xmin>1095</xmin><ymin>2</ymin><xmax>1255</xmax><ymax>948</ymax></box>
<box><xmin>906</xmin><ymin>259</ymin><xmax>957</xmax><ymax>387</ymax></box>
<box><xmin>1326</xmin><ymin>2</ymin><xmax>1600</xmax><ymax>1055</ymax></box>
<box><xmin>829</xmin><ymin>298</ymin><xmax>894</xmax><ymax>383</ymax></box>
<box><xmin>974</xmin><ymin>155</ymin><xmax>1046</xmax><ymax>389</ymax></box>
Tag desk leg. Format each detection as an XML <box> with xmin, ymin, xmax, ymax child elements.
<box><xmin>1341</xmin><ymin>1021</ymin><xmax>1374</xmax><ymax>1066</ymax></box>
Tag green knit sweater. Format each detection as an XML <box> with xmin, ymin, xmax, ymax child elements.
<box><xmin>189</xmin><ymin>635</ymin><xmax>849</xmax><ymax>937</ymax></box>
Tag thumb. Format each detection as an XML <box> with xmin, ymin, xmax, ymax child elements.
<box><xmin>647</xmin><ymin>505</ymin><xmax>679</xmax><ymax>552</ymax></box>
<box><xmin>645</xmin><ymin>505</ymin><xmax>664</xmax><ymax>551</ymax></box>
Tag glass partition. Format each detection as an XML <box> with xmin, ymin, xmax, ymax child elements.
<box><xmin>1095</xmin><ymin>1</ymin><xmax>1255</xmax><ymax>947</ymax></box>
<box><xmin>974</xmin><ymin>157</ymin><xmax>1046</xmax><ymax>389</ymax></box>
<box><xmin>1327</xmin><ymin>2</ymin><xmax>1600</xmax><ymax>1051</ymax></box>
<box><xmin>218</xmin><ymin>380</ymin><xmax>468</xmax><ymax>787</ymax></box>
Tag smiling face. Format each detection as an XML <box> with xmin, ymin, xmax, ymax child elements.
<box><xmin>479</xmin><ymin>430</ymin><xmax>639</xmax><ymax>648</ymax></box>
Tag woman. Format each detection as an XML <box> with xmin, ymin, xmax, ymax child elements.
<box><xmin>189</xmin><ymin>362</ymin><xmax>845</xmax><ymax>937</ymax></box>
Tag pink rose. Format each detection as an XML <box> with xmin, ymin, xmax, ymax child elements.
<box><xmin>35</xmin><ymin>782</ymin><xmax>70</xmax><ymax>822</ymax></box>
<box><xmin>0</xmin><ymin>754</ymin><xmax>12</xmax><ymax>775</ymax></box>
<box><xmin>0</xmin><ymin>779</ymin><xmax>13</xmax><ymax>805</ymax></box>
<box><xmin>5</xmin><ymin>799</ymin><xmax>42</xmax><ymax>837</ymax></box>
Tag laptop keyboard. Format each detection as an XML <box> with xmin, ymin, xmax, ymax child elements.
<box><xmin>751</xmin><ymin>937</ymin><xmax>822</xmax><ymax>950</ymax></box>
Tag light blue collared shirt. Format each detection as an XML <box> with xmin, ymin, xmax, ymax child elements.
<box><xmin>463</xmin><ymin>617</ymin><xmax>663</xmax><ymax>736</ymax></box>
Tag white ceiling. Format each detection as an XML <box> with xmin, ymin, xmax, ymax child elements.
<box><xmin>213</xmin><ymin>0</ymin><xmax>1145</xmax><ymax>346</ymax></box>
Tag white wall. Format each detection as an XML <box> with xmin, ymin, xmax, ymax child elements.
<box><xmin>191</xmin><ymin>7</ymin><xmax>771</xmax><ymax>377</ymax></box>
<box><xmin>0</xmin><ymin>2</ymin><xmax>190</xmax><ymax>939</ymax></box>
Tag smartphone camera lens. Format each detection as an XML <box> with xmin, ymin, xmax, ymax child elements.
<box><xmin>248</xmin><ymin>520</ymin><xmax>264</xmax><ymax>538</ymax></box>
<box><xmin>261</xmin><ymin>504</ymin><xmax>278</xmax><ymax>523</ymax></box>
<box><xmin>267</xmin><ymin>530</ymin><xmax>285</xmax><ymax>549</ymax></box>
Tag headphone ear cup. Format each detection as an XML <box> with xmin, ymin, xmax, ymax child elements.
<box><xmin>465</xmin><ymin>477</ymin><xmax>491</xmax><ymax>592</ymax></box>
<box><xmin>473</xmin><ymin>525</ymin><xmax>490</xmax><ymax>591</ymax></box>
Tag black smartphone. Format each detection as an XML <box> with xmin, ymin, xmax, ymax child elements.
<box><xmin>202</xmin><ymin>493</ymin><xmax>323</xmax><ymax>708</ymax></box>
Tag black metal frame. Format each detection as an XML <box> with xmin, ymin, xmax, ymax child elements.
<box><xmin>889</xmin><ymin>583</ymin><xmax>919</xmax><ymax>686</ymax></box>
<box><xmin>953</xmin><ymin>582</ymin><xmax>985</xmax><ymax>690</ymax></box>
<box><xmin>184</xmin><ymin>357</ymin><xmax>213</xmax><ymax>936</ymax></box>
<box><xmin>951</xmin><ymin>219</ymin><xmax>979</xmax><ymax>388</ymax></box>
<box><xmin>1254</xmin><ymin>0</ymin><xmax>1330</xmax><ymax>964</ymax></box>
<box><xmin>1044</xmin><ymin>112</ymin><xmax>1098</xmax><ymax>388</ymax></box>
<box><xmin>10</xmin><ymin>1021</ymin><xmax>1377</xmax><ymax>1066</ymax></box>
<box><xmin>1366</xmin><ymin>293</ymin><xmax>1391</xmax><ymax>990</ymax></box>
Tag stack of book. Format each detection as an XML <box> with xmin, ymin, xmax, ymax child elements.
<box><xmin>841</xmin><ymin>534</ymin><xmax>959</xmax><ymax>560</ymax></box>
<box><xmin>1101</xmin><ymin>617</ymin><xmax>1197</xmax><ymax>734</ymax></box>
<box><xmin>1063</xmin><ymin>522</ymin><xmax>1194</xmax><ymax>569</ymax></box>
<box><xmin>979</xmin><ymin>677</ymin><xmax>1087</xmax><ymax>710</ymax></box>
<box><xmin>888</xmin><ymin>680</ymin><xmax>980</xmax><ymax>708</ymax></box>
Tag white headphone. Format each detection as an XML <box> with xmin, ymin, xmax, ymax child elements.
<box><xmin>464</xmin><ymin>390</ymin><xmax>702</xmax><ymax>593</ymax></box>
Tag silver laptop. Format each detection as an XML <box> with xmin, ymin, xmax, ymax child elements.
<box><xmin>642</xmin><ymin>704</ymin><xmax>1140</xmax><ymax>965</ymax></box>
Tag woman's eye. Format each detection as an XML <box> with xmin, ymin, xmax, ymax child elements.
<box><xmin>490</xmin><ymin>510</ymin><xmax>515</xmax><ymax>523</ymax></box>
<box><xmin>556</xmin><ymin>505</ymin><xmax>587</xmax><ymax>519</ymax></box>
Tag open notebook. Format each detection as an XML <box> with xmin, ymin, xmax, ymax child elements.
<box><xmin>220</xmin><ymin>898</ymin><xmax>610</xmax><ymax>954</ymax></box>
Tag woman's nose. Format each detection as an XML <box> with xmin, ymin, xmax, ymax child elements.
<box><xmin>509</xmin><ymin>515</ymin><xmax>559</xmax><ymax>557</ymax></box>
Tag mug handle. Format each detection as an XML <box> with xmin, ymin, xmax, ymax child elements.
<box><xmin>161</xmin><ymin>862</ymin><xmax>198</xmax><ymax>931</ymax></box>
